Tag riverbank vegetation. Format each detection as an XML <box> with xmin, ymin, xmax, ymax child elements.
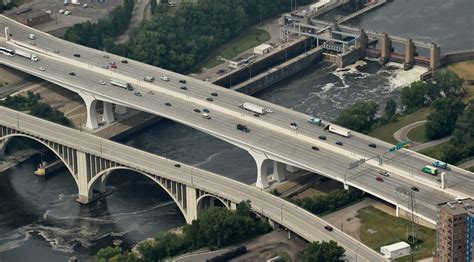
<box><xmin>291</xmin><ymin>189</ymin><xmax>365</xmax><ymax>216</ymax></box>
<box><xmin>95</xmin><ymin>201</ymin><xmax>270</xmax><ymax>261</ymax></box>
<box><xmin>0</xmin><ymin>91</ymin><xmax>70</xmax><ymax>126</ymax></box>
<box><xmin>303</xmin><ymin>240</ymin><xmax>345</xmax><ymax>262</ymax></box>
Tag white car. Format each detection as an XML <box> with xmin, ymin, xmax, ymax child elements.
<box><xmin>266</xmin><ymin>108</ymin><xmax>273</xmax><ymax>113</ymax></box>
<box><xmin>289</xmin><ymin>123</ymin><xmax>298</xmax><ymax>130</ymax></box>
<box><xmin>99</xmin><ymin>80</ymin><xmax>106</xmax><ymax>85</ymax></box>
<box><xmin>160</xmin><ymin>76</ymin><xmax>170</xmax><ymax>81</ymax></box>
<box><xmin>38</xmin><ymin>66</ymin><xmax>46</xmax><ymax>71</ymax></box>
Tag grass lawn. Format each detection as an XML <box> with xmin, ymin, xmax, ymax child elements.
<box><xmin>369</xmin><ymin>108</ymin><xmax>431</xmax><ymax>144</ymax></box>
<box><xmin>448</xmin><ymin>60</ymin><xmax>474</xmax><ymax>80</ymax></box>
<box><xmin>469</xmin><ymin>166</ymin><xmax>474</xmax><ymax>172</ymax></box>
<box><xmin>418</xmin><ymin>141</ymin><xmax>450</xmax><ymax>160</ymax></box>
<box><xmin>407</xmin><ymin>124</ymin><xmax>429</xmax><ymax>143</ymax></box>
<box><xmin>200</xmin><ymin>28</ymin><xmax>271</xmax><ymax>69</ymax></box>
<box><xmin>357</xmin><ymin>206</ymin><xmax>435</xmax><ymax>261</ymax></box>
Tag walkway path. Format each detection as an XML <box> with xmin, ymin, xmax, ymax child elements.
<box><xmin>115</xmin><ymin>0</ymin><xmax>152</xmax><ymax>44</ymax></box>
<box><xmin>393</xmin><ymin>120</ymin><xmax>450</xmax><ymax>152</ymax></box>
<box><xmin>458</xmin><ymin>159</ymin><xmax>474</xmax><ymax>169</ymax></box>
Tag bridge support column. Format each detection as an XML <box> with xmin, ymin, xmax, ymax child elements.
<box><xmin>285</xmin><ymin>165</ymin><xmax>299</xmax><ymax>173</ymax></box>
<box><xmin>4</xmin><ymin>27</ymin><xmax>10</xmax><ymax>41</ymax></box>
<box><xmin>114</xmin><ymin>105</ymin><xmax>127</xmax><ymax>115</ymax></box>
<box><xmin>357</xmin><ymin>28</ymin><xmax>368</xmax><ymax>53</ymax></box>
<box><xmin>81</xmin><ymin>93</ymin><xmax>98</xmax><ymax>130</ymax></box>
<box><xmin>272</xmin><ymin>161</ymin><xmax>286</xmax><ymax>182</ymax></box>
<box><xmin>404</xmin><ymin>38</ymin><xmax>415</xmax><ymax>70</ymax></box>
<box><xmin>430</xmin><ymin>43</ymin><xmax>441</xmax><ymax>70</ymax></box>
<box><xmin>185</xmin><ymin>187</ymin><xmax>198</xmax><ymax>224</ymax></box>
<box><xmin>248</xmin><ymin>149</ymin><xmax>270</xmax><ymax>189</ymax></box>
<box><xmin>102</xmin><ymin>102</ymin><xmax>115</xmax><ymax>124</ymax></box>
<box><xmin>0</xmin><ymin>137</ymin><xmax>10</xmax><ymax>158</ymax></box>
<box><xmin>76</xmin><ymin>151</ymin><xmax>91</xmax><ymax>204</ymax></box>
<box><xmin>396</xmin><ymin>205</ymin><xmax>400</xmax><ymax>217</ymax></box>
<box><xmin>380</xmin><ymin>32</ymin><xmax>391</xmax><ymax>65</ymax></box>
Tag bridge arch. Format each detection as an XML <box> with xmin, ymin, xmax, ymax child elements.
<box><xmin>0</xmin><ymin>134</ymin><xmax>79</xmax><ymax>188</ymax></box>
<box><xmin>196</xmin><ymin>194</ymin><xmax>229</xmax><ymax>217</ymax></box>
<box><xmin>88</xmin><ymin>166</ymin><xmax>187</xmax><ymax>221</ymax></box>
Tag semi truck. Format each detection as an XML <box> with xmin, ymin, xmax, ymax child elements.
<box><xmin>14</xmin><ymin>49</ymin><xmax>39</xmax><ymax>62</ymax></box>
<box><xmin>239</xmin><ymin>102</ymin><xmax>266</xmax><ymax>115</ymax></box>
<box><xmin>110</xmin><ymin>79</ymin><xmax>133</xmax><ymax>91</ymax></box>
<box><xmin>325</xmin><ymin>124</ymin><xmax>351</xmax><ymax>137</ymax></box>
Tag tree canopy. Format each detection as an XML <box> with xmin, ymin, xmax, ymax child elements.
<box><xmin>303</xmin><ymin>240</ymin><xmax>345</xmax><ymax>262</ymax></box>
<box><xmin>425</xmin><ymin>98</ymin><xmax>465</xmax><ymax>140</ymax></box>
<box><xmin>335</xmin><ymin>101</ymin><xmax>379</xmax><ymax>133</ymax></box>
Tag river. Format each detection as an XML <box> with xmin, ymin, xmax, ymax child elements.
<box><xmin>0</xmin><ymin>1</ymin><xmax>472</xmax><ymax>260</ymax></box>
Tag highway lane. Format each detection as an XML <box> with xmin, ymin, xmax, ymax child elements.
<box><xmin>2</xmin><ymin>16</ymin><xmax>473</xmax><ymax>196</ymax></box>
<box><xmin>0</xmin><ymin>52</ymin><xmax>453</xmax><ymax>222</ymax></box>
<box><xmin>0</xmin><ymin>107</ymin><xmax>386</xmax><ymax>262</ymax></box>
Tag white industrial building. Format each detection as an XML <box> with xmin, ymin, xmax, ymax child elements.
<box><xmin>380</xmin><ymin>241</ymin><xmax>411</xmax><ymax>259</ymax></box>
<box><xmin>253</xmin><ymin>44</ymin><xmax>273</xmax><ymax>56</ymax></box>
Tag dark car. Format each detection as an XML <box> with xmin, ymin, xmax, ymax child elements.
<box><xmin>254</xmin><ymin>113</ymin><xmax>260</xmax><ymax>117</ymax></box>
<box><xmin>368</xmin><ymin>143</ymin><xmax>377</xmax><ymax>148</ymax></box>
<box><xmin>69</xmin><ymin>72</ymin><xmax>76</xmax><ymax>76</ymax></box>
<box><xmin>237</xmin><ymin>124</ymin><xmax>250</xmax><ymax>133</ymax></box>
<box><xmin>206</xmin><ymin>97</ymin><xmax>213</xmax><ymax>102</ymax></box>
<box><xmin>217</xmin><ymin>69</ymin><xmax>225</xmax><ymax>74</ymax></box>
<box><xmin>411</xmin><ymin>186</ymin><xmax>419</xmax><ymax>192</ymax></box>
<box><xmin>318</xmin><ymin>135</ymin><xmax>327</xmax><ymax>140</ymax></box>
<box><xmin>165</xmin><ymin>102</ymin><xmax>172</xmax><ymax>107</ymax></box>
<box><xmin>336</xmin><ymin>141</ymin><xmax>343</xmax><ymax>146</ymax></box>
<box><xmin>311</xmin><ymin>146</ymin><xmax>319</xmax><ymax>151</ymax></box>
<box><xmin>73</xmin><ymin>53</ymin><xmax>81</xmax><ymax>58</ymax></box>
<box><xmin>180</xmin><ymin>86</ymin><xmax>187</xmax><ymax>90</ymax></box>
<box><xmin>179</xmin><ymin>79</ymin><xmax>186</xmax><ymax>84</ymax></box>
<box><xmin>211</xmin><ymin>92</ymin><xmax>218</xmax><ymax>97</ymax></box>
<box><xmin>193</xmin><ymin>108</ymin><xmax>200</xmax><ymax>113</ymax></box>
<box><xmin>174</xmin><ymin>163</ymin><xmax>181</xmax><ymax>168</ymax></box>
<box><xmin>103</xmin><ymin>54</ymin><xmax>109</xmax><ymax>58</ymax></box>
<box><xmin>134</xmin><ymin>92</ymin><xmax>142</xmax><ymax>97</ymax></box>
<box><xmin>324</xmin><ymin>225</ymin><xmax>333</xmax><ymax>232</ymax></box>
<box><xmin>121</xmin><ymin>59</ymin><xmax>128</xmax><ymax>64</ymax></box>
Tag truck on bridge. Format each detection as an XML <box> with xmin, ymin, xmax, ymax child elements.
<box><xmin>14</xmin><ymin>49</ymin><xmax>39</xmax><ymax>62</ymax></box>
<box><xmin>110</xmin><ymin>79</ymin><xmax>133</xmax><ymax>91</ymax></box>
<box><xmin>239</xmin><ymin>102</ymin><xmax>266</xmax><ymax>115</ymax></box>
<box><xmin>325</xmin><ymin>124</ymin><xmax>351</xmax><ymax>137</ymax></box>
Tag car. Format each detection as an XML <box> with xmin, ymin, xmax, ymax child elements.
<box><xmin>379</xmin><ymin>170</ymin><xmax>389</xmax><ymax>177</ymax></box>
<box><xmin>437</xmin><ymin>178</ymin><xmax>442</xmax><ymax>183</ymax></box>
<box><xmin>102</xmin><ymin>64</ymin><xmax>109</xmax><ymax>69</ymax></box>
<box><xmin>73</xmin><ymin>53</ymin><xmax>81</xmax><ymax>58</ymax></box>
<box><xmin>134</xmin><ymin>92</ymin><xmax>142</xmax><ymax>97</ymax></box>
<box><xmin>103</xmin><ymin>54</ymin><xmax>109</xmax><ymax>58</ymax></box>
<box><xmin>147</xmin><ymin>90</ymin><xmax>154</xmax><ymax>95</ymax></box>
<box><xmin>121</xmin><ymin>59</ymin><xmax>128</xmax><ymax>63</ymax></box>
<box><xmin>99</xmin><ymin>80</ymin><xmax>106</xmax><ymax>85</ymax></box>
<box><xmin>203</xmin><ymin>108</ymin><xmax>210</xmax><ymax>113</ymax></box>
<box><xmin>324</xmin><ymin>225</ymin><xmax>333</xmax><ymax>232</ymax></box>
<box><xmin>265</xmin><ymin>108</ymin><xmax>274</xmax><ymax>113</ymax></box>
<box><xmin>368</xmin><ymin>143</ymin><xmax>377</xmax><ymax>148</ymax></box>
<box><xmin>69</xmin><ymin>72</ymin><xmax>76</xmax><ymax>76</ymax></box>
<box><xmin>202</xmin><ymin>113</ymin><xmax>211</xmax><ymax>119</ymax></box>
<box><xmin>217</xmin><ymin>69</ymin><xmax>225</xmax><ymax>74</ymax></box>
<box><xmin>109</xmin><ymin>61</ymin><xmax>116</xmax><ymax>65</ymax></box>
<box><xmin>160</xmin><ymin>76</ymin><xmax>170</xmax><ymax>81</ymax></box>
<box><xmin>318</xmin><ymin>135</ymin><xmax>327</xmax><ymax>140</ymax></box>
<box><xmin>289</xmin><ymin>122</ymin><xmax>298</xmax><ymax>130</ymax></box>
<box><xmin>38</xmin><ymin>66</ymin><xmax>46</xmax><ymax>71</ymax></box>
<box><xmin>335</xmin><ymin>141</ymin><xmax>343</xmax><ymax>146</ymax></box>
<box><xmin>179</xmin><ymin>79</ymin><xmax>186</xmax><ymax>84</ymax></box>
<box><xmin>180</xmin><ymin>86</ymin><xmax>187</xmax><ymax>90</ymax></box>
<box><xmin>308</xmin><ymin>117</ymin><xmax>322</xmax><ymax>125</ymax></box>
<box><xmin>376</xmin><ymin>176</ymin><xmax>384</xmax><ymax>182</ymax></box>
<box><xmin>254</xmin><ymin>113</ymin><xmax>260</xmax><ymax>117</ymax></box>
<box><xmin>211</xmin><ymin>92</ymin><xmax>218</xmax><ymax>97</ymax></box>
<box><xmin>110</xmin><ymin>64</ymin><xmax>117</xmax><ymax>69</ymax></box>
<box><xmin>411</xmin><ymin>186</ymin><xmax>419</xmax><ymax>192</ymax></box>
<box><xmin>53</xmin><ymin>50</ymin><xmax>60</xmax><ymax>54</ymax></box>
<box><xmin>193</xmin><ymin>108</ymin><xmax>200</xmax><ymax>113</ymax></box>
<box><xmin>206</xmin><ymin>97</ymin><xmax>213</xmax><ymax>102</ymax></box>
<box><xmin>165</xmin><ymin>102</ymin><xmax>172</xmax><ymax>107</ymax></box>
<box><xmin>174</xmin><ymin>163</ymin><xmax>181</xmax><ymax>168</ymax></box>
<box><xmin>237</xmin><ymin>124</ymin><xmax>250</xmax><ymax>133</ymax></box>
<box><xmin>311</xmin><ymin>146</ymin><xmax>319</xmax><ymax>151</ymax></box>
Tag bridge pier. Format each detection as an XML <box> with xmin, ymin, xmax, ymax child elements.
<box><xmin>404</xmin><ymin>38</ymin><xmax>415</xmax><ymax>70</ymax></box>
<box><xmin>272</xmin><ymin>161</ymin><xmax>286</xmax><ymax>182</ymax></box>
<box><xmin>186</xmin><ymin>187</ymin><xmax>198</xmax><ymax>223</ymax></box>
<box><xmin>102</xmin><ymin>102</ymin><xmax>115</xmax><ymax>124</ymax></box>
<box><xmin>430</xmin><ymin>43</ymin><xmax>441</xmax><ymax>70</ymax></box>
<box><xmin>248</xmin><ymin>149</ymin><xmax>270</xmax><ymax>189</ymax></box>
<box><xmin>0</xmin><ymin>137</ymin><xmax>9</xmax><ymax>158</ymax></box>
<box><xmin>379</xmin><ymin>32</ymin><xmax>391</xmax><ymax>65</ymax></box>
<box><xmin>76</xmin><ymin>151</ymin><xmax>91</xmax><ymax>204</ymax></box>
<box><xmin>114</xmin><ymin>105</ymin><xmax>127</xmax><ymax>115</ymax></box>
<box><xmin>356</xmin><ymin>28</ymin><xmax>368</xmax><ymax>53</ymax></box>
<box><xmin>81</xmin><ymin>93</ymin><xmax>98</xmax><ymax>130</ymax></box>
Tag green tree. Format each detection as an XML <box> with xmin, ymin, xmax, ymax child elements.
<box><xmin>401</xmin><ymin>80</ymin><xmax>429</xmax><ymax>112</ymax></box>
<box><xmin>150</xmin><ymin>0</ymin><xmax>158</xmax><ymax>15</ymax></box>
<box><xmin>336</xmin><ymin>101</ymin><xmax>379</xmax><ymax>133</ymax></box>
<box><xmin>384</xmin><ymin>99</ymin><xmax>397</xmax><ymax>118</ymax></box>
<box><xmin>425</xmin><ymin>98</ymin><xmax>465</xmax><ymax>140</ymax></box>
<box><xmin>95</xmin><ymin>246</ymin><xmax>123</xmax><ymax>262</ymax></box>
<box><xmin>303</xmin><ymin>240</ymin><xmax>345</xmax><ymax>262</ymax></box>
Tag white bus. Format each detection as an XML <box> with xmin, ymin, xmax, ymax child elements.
<box><xmin>110</xmin><ymin>79</ymin><xmax>133</xmax><ymax>91</ymax></box>
<box><xmin>0</xmin><ymin>47</ymin><xmax>15</xmax><ymax>57</ymax></box>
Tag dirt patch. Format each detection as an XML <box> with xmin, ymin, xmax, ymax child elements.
<box><xmin>0</xmin><ymin>65</ymin><xmax>29</xmax><ymax>86</ymax></box>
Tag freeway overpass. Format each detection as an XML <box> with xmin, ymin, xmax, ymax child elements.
<box><xmin>0</xmin><ymin>107</ymin><xmax>387</xmax><ymax>262</ymax></box>
<box><xmin>0</xmin><ymin>15</ymin><xmax>473</xmax><ymax>225</ymax></box>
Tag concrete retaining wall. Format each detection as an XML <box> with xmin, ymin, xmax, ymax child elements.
<box><xmin>231</xmin><ymin>47</ymin><xmax>324</xmax><ymax>95</ymax></box>
<box><xmin>441</xmin><ymin>50</ymin><xmax>474</xmax><ymax>66</ymax></box>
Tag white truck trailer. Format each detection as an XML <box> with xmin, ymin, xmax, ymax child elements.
<box><xmin>325</xmin><ymin>124</ymin><xmax>351</xmax><ymax>137</ymax></box>
<box><xmin>239</xmin><ymin>102</ymin><xmax>266</xmax><ymax>115</ymax></box>
<box><xmin>14</xmin><ymin>49</ymin><xmax>39</xmax><ymax>62</ymax></box>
